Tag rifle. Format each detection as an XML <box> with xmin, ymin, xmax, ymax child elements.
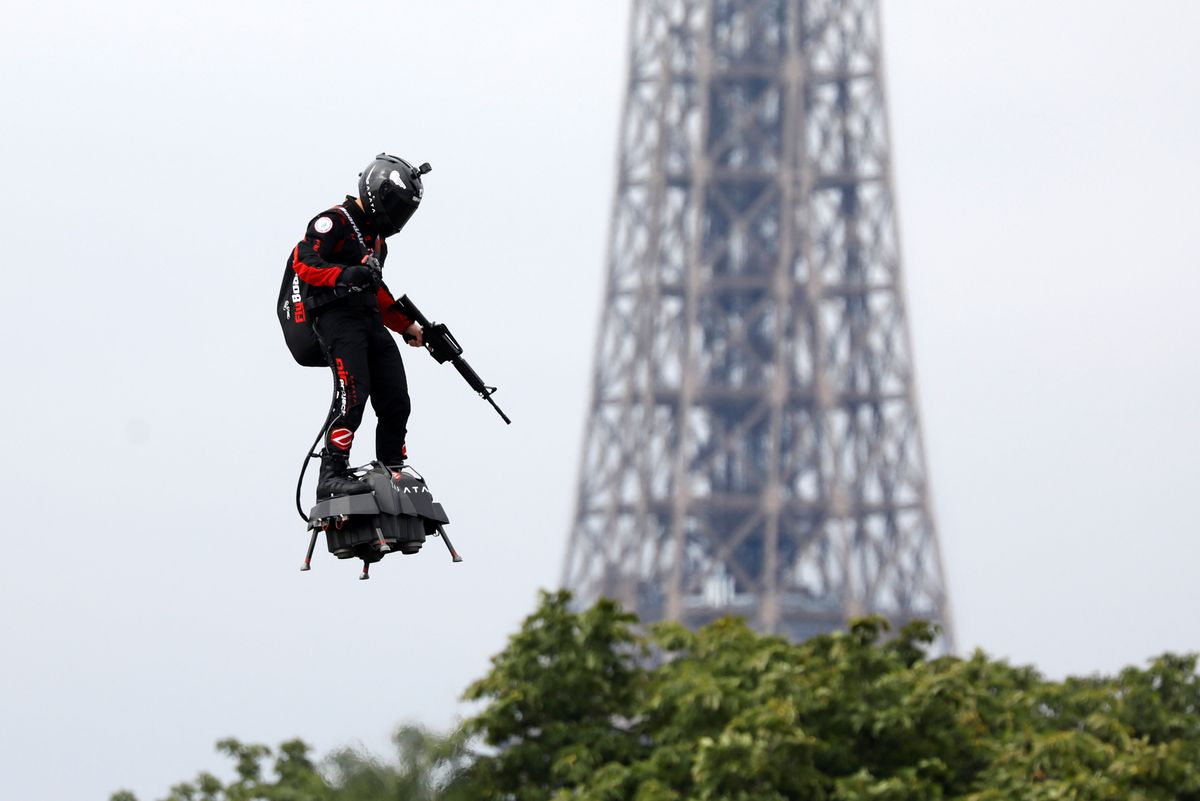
<box><xmin>397</xmin><ymin>295</ymin><xmax>512</xmax><ymax>425</ymax></box>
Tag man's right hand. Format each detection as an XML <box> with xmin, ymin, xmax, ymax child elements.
<box><xmin>338</xmin><ymin>264</ymin><xmax>376</xmax><ymax>290</ymax></box>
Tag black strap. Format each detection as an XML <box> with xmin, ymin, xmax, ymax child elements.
<box><xmin>334</xmin><ymin>205</ymin><xmax>372</xmax><ymax>255</ymax></box>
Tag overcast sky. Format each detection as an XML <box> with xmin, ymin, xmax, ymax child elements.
<box><xmin>1</xmin><ymin>2</ymin><xmax>1198</xmax><ymax>799</ymax></box>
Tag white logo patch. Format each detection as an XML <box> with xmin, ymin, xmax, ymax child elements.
<box><xmin>389</xmin><ymin>170</ymin><xmax>406</xmax><ymax>188</ymax></box>
<box><xmin>314</xmin><ymin>216</ymin><xmax>333</xmax><ymax>234</ymax></box>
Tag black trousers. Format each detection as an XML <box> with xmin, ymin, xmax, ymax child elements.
<box><xmin>314</xmin><ymin>303</ymin><xmax>410</xmax><ymax>464</ymax></box>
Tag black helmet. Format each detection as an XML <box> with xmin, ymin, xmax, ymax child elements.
<box><xmin>357</xmin><ymin>153</ymin><xmax>431</xmax><ymax>236</ymax></box>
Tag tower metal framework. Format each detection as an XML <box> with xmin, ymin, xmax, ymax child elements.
<box><xmin>563</xmin><ymin>0</ymin><xmax>953</xmax><ymax>645</ymax></box>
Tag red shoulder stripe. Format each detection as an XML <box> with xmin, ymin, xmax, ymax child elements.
<box><xmin>292</xmin><ymin>245</ymin><xmax>342</xmax><ymax>287</ymax></box>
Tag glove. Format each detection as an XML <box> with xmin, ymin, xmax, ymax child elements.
<box><xmin>337</xmin><ymin>264</ymin><xmax>374</xmax><ymax>289</ymax></box>
<box><xmin>362</xmin><ymin>253</ymin><xmax>383</xmax><ymax>284</ymax></box>
<box><xmin>338</xmin><ymin>262</ymin><xmax>379</xmax><ymax>290</ymax></box>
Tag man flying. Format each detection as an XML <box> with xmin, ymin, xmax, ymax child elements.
<box><xmin>288</xmin><ymin>154</ymin><xmax>430</xmax><ymax>499</ymax></box>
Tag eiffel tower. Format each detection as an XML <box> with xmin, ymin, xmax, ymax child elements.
<box><xmin>562</xmin><ymin>0</ymin><xmax>953</xmax><ymax>645</ymax></box>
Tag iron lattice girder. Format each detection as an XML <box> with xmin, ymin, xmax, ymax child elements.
<box><xmin>564</xmin><ymin>0</ymin><xmax>952</xmax><ymax>647</ymax></box>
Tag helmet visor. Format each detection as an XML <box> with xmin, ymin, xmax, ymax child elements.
<box><xmin>380</xmin><ymin>193</ymin><xmax>418</xmax><ymax>236</ymax></box>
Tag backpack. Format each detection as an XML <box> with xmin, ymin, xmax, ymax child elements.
<box><xmin>277</xmin><ymin>257</ymin><xmax>326</xmax><ymax>367</ymax></box>
<box><xmin>279</xmin><ymin>206</ymin><xmax>373</xmax><ymax>367</ymax></box>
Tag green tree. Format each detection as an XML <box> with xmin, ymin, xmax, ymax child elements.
<box><xmin>110</xmin><ymin>738</ymin><xmax>332</xmax><ymax>801</ymax></box>
<box><xmin>109</xmin><ymin>727</ymin><xmax>466</xmax><ymax>801</ymax></box>
<box><xmin>457</xmin><ymin>589</ymin><xmax>643</xmax><ymax>801</ymax></box>
<box><xmin>454</xmin><ymin>594</ymin><xmax>1200</xmax><ymax>801</ymax></box>
<box><xmin>116</xmin><ymin>592</ymin><xmax>1200</xmax><ymax>801</ymax></box>
<box><xmin>327</xmin><ymin>724</ymin><xmax>471</xmax><ymax>801</ymax></box>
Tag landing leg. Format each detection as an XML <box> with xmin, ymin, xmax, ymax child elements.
<box><xmin>436</xmin><ymin>525</ymin><xmax>463</xmax><ymax>563</ymax></box>
<box><xmin>374</xmin><ymin>525</ymin><xmax>392</xmax><ymax>553</ymax></box>
<box><xmin>301</xmin><ymin>528</ymin><xmax>319</xmax><ymax>572</ymax></box>
<box><xmin>359</xmin><ymin>561</ymin><xmax>371</xmax><ymax>580</ymax></box>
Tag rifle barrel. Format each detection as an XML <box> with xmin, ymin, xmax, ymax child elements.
<box><xmin>487</xmin><ymin>394</ymin><xmax>512</xmax><ymax>425</ymax></box>
<box><xmin>397</xmin><ymin>294</ymin><xmax>511</xmax><ymax>425</ymax></box>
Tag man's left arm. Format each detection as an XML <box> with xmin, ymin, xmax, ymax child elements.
<box><xmin>377</xmin><ymin>285</ymin><xmax>423</xmax><ymax>346</ymax></box>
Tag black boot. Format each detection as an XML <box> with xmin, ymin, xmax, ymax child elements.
<box><xmin>316</xmin><ymin>450</ymin><xmax>371</xmax><ymax>500</ymax></box>
<box><xmin>385</xmin><ymin>444</ymin><xmax>409</xmax><ymax>481</ymax></box>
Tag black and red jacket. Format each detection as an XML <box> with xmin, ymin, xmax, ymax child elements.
<box><xmin>290</xmin><ymin>195</ymin><xmax>413</xmax><ymax>333</ymax></box>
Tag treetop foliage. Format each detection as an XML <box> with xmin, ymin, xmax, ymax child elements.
<box><xmin>113</xmin><ymin>590</ymin><xmax>1200</xmax><ymax>801</ymax></box>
